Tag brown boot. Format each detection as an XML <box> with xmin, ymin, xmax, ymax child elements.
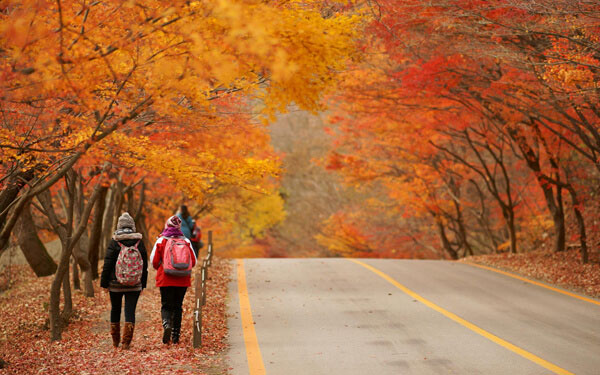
<box><xmin>121</xmin><ymin>322</ymin><xmax>135</xmax><ymax>350</ymax></box>
<box><xmin>110</xmin><ymin>323</ymin><xmax>120</xmax><ymax>348</ymax></box>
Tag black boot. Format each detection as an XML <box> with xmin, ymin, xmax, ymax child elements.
<box><xmin>172</xmin><ymin>309</ymin><xmax>182</xmax><ymax>344</ymax></box>
<box><xmin>162</xmin><ymin>320</ymin><xmax>172</xmax><ymax>344</ymax></box>
<box><xmin>161</xmin><ymin>310</ymin><xmax>172</xmax><ymax>344</ymax></box>
<box><xmin>171</xmin><ymin>328</ymin><xmax>180</xmax><ymax>344</ymax></box>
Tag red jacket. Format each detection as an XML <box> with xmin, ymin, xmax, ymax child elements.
<box><xmin>150</xmin><ymin>236</ymin><xmax>197</xmax><ymax>287</ymax></box>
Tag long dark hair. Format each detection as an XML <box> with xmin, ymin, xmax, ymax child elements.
<box><xmin>179</xmin><ymin>205</ymin><xmax>190</xmax><ymax>219</ymax></box>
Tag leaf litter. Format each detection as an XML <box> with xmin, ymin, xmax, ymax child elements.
<box><xmin>464</xmin><ymin>248</ymin><xmax>600</xmax><ymax>298</ymax></box>
<box><xmin>0</xmin><ymin>258</ymin><xmax>232</xmax><ymax>375</ymax></box>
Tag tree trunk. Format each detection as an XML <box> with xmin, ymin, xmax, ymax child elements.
<box><xmin>61</xmin><ymin>268</ymin><xmax>72</xmax><ymax>322</ymax></box>
<box><xmin>88</xmin><ymin>187</ymin><xmax>108</xmax><ymax>279</ymax></box>
<box><xmin>111</xmin><ymin>180</ymin><xmax>125</xmax><ymax>234</ymax></box>
<box><xmin>1</xmin><ymin>152</ymin><xmax>97</xmax><ymax>253</ymax></box>
<box><xmin>453</xmin><ymin>200</ymin><xmax>474</xmax><ymax>257</ymax></box>
<box><xmin>15</xmin><ymin>201</ymin><xmax>57</xmax><ymax>277</ymax></box>
<box><xmin>44</xmin><ymin>166</ymin><xmax>108</xmax><ymax>341</ymax></box>
<box><xmin>100</xmin><ymin>186</ymin><xmax>116</xmax><ymax>257</ymax></box>
<box><xmin>126</xmin><ymin>188</ymin><xmax>135</xmax><ymax>217</ymax></box>
<box><xmin>73</xmin><ymin>242</ymin><xmax>94</xmax><ymax>297</ymax></box>
<box><xmin>0</xmin><ymin>169</ymin><xmax>35</xmax><ymax>253</ymax></box>
<box><xmin>507</xmin><ymin>126</ymin><xmax>565</xmax><ymax>252</ymax></box>
<box><xmin>49</xmin><ymin>241</ymin><xmax>71</xmax><ymax>341</ymax></box>
<box><xmin>72</xmin><ymin>259</ymin><xmax>80</xmax><ymax>290</ymax></box>
<box><xmin>133</xmin><ymin>183</ymin><xmax>146</xmax><ymax>224</ymax></box>
<box><xmin>549</xmin><ymin>190</ymin><xmax>566</xmax><ymax>253</ymax></box>
<box><xmin>506</xmin><ymin>209</ymin><xmax>518</xmax><ymax>254</ymax></box>
<box><xmin>138</xmin><ymin>213</ymin><xmax>152</xmax><ymax>254</ymax></box>
<box><xmin>72</xmin><ymin>175</ymin><xmax>94</xmax><ymax>297</ymax></box>
<box><xmin>573</xmin><ymin>205</ymin><xmax>588</xmax><ymax>264</ymax></box>
<box><xmin>552</xmin><ymin>194</ymin><xmax>566</xmax><ymax>253</ymax></box>
<box><xmin>133</xmin><ymin>184</ymin><xmax>151</xmax><ymax>251</ymax></box>
<box><xmin>49</xmin><ymin>276</ymin><xmax>63</xmax><ymax>340</ymax></box>
<box><xmin>468</xmin><ymin>180</ymin><xmax>500</xmax><ymax>253</ymax></box>
<box><xmin>566</xmin><ymin>186</ymin><xmax>589</xmax><ymax>263</ymax></box>
<box><xmin>436</xmin><ymin>221</ymin><xmax>458</xmax><ymax>260</ymax></box>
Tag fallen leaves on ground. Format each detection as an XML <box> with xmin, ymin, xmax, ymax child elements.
<box><xmin>463</xmin><ymin>249</ymin><xmax>600</xmax><ymax>298</ymax></box>
<box><xmin>0</xmin><ymin>258</ymin><xmax>232</xmax><ymax>375</ymax></box>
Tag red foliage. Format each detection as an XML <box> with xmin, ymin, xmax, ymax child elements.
<box><xmin>322</xmin><ymin>0</ymin><xmax>600</xmax><ymax>261</ymax></box>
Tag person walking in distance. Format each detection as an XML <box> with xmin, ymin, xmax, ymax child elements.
<box><xmin>100</xmin><ymin>212</ymin><xmax>148</xmax><ymax>349</ymax></box>
<box><xmin>150</xmin><ymin>215</ymin><xmax>197</xmax><ymax>344</ymax></box>
<box><xmin>176</xmin><ymin>204</ymin><xmax>200</xmax><ymax>257</ymax></box>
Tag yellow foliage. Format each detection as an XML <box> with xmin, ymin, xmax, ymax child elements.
<box><xmin>1</xmin><ymin>0</ymin><xmax>362</xmax><ymax>259</ymax></box>
<box><xmin>1</xmin><ymin>0</ymin><xmax>362</xmax><ymax>170</ymax></box>
<box><xmin>240</xmin><ymin>192</ymin><xmax>286</xmax><ymax>240</ymax></box>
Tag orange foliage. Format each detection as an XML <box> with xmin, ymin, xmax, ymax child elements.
<box><xmin>320</xmin><ymin>0</ymin><xmax>600</xmax><ymax>261</ymax></box>
<box><xmin>0</xmin><ymin>0</ymin><xmax>362</xmax><ymax>255</ymax></box>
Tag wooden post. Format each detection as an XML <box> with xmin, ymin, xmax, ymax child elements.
<box><xmin>207</xmin><ymin>230</ymin><xmax>213</xmax><ymax>266</ymax></box>
<box><xmin>193</xmin><ymin>231</ymin><xmax>213</xmax><ymax>348</ymax></box>
<box><xmin>201</xmin><ymin>259</ymin><xmax>208</xmax><ymax>306</ymax></box>
<box><xmin>192</xmin><ymin>263</ymin><xmax>203</xmax><ymax>348</ymax></box>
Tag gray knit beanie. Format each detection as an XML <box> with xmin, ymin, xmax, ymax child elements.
<box><xmin>117</xmin><ymin>212</ymin><xmax>136</xmax><ymax>231</ymax></box>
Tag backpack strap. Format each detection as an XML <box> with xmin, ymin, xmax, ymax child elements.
<box><xmin>118</xmin><ymin>240</ymin><xmax>140</xmax><ymax>249</ymax></box>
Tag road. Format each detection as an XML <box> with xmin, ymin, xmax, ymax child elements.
<box><xmin>226</xmin><ymin>259</ymin><xmax>600</xmax><ymax>375</ymax></box>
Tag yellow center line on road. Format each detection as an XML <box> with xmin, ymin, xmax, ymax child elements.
<box><xmin>349</xmin><ymin>259</ymin><xmax>574</xmax><ymax>375</ymax></box>
<box><xmin>237</xmin><ymin>259</ymin><xmax>266</xmax><ymax>375</ymax></box>
<box><xmin>465</xmin><ymin>261</ymin><xmax>600</xmax><ymax>307</ymax></box>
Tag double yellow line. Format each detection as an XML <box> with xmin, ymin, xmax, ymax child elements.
<box><xmin>350</xmin><ymin>259</ymin><xmax>574</xmax><ymax>375</ymax></box>
<box><xmin>237</xmin><ymin>259</ymin><xmax>580</xmax><ymax>375</ymax></box>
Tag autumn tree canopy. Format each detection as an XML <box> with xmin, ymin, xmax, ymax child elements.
<box><xmin>0</xmin><ymin>0</ymin><xmax>360</xmax><ymax>246</ymax></box>
<box><xmin>321</xmin><ymin>0</ymin><xmax>599</xmax><ymax>262</ymax></box>
<box><xmin>0</xmin><ymin>0</ymin><xmax>362</xmax><ymax>340</ymax></box>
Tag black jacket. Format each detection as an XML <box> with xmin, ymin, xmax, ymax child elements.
<box><xmin>100</xmin><ymin>238</ymin><xmax>148</xmax><ymax>290</ymax></box>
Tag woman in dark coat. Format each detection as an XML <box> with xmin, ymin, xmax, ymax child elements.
<box><xmin>100</xmin><ymin>212</ymin><xmax>148</xmax><ymax>349</ymax></box>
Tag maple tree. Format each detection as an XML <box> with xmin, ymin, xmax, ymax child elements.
<box><xmin>323</xmin><ymin>0</ymin><xmax>599</xmax><ymax>262</ymax></box>
<box><xmin>0</xmin><ymin>0</ymin><xmax>360</xmax><ymax>247</ymax></box>
<box><xmin>13</xmin><ymin>199</ymin><xmax>57</xmax><ymax>277</ymax></box>
<box><xmin>0</xmin><ymin>0</ymin><xmax>362</xmax><ymax>341</ymax></box>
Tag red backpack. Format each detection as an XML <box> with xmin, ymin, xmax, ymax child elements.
<box><xmin>191</xmin><ymin>225</ymin><xmax>202</xmax><ymax>242</ymax></box>
<box><xmin>162</xmin><ymin>237</ymin><xmax>193</xmax><ymax>277</ymax></box>
<box><xmin>115</xmin><ymin>241</ymin><xmax>143</xmax><ymax>286</ymax></box>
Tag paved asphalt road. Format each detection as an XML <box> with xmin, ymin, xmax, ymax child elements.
<box><xmin>226</xmin><ymin>259</ymin><xmax>600</xmax><ymax>375</ymax></box>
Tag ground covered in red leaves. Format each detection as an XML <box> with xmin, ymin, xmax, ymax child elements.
<box><xmin>464</xmin><ymin>248</ymin><xmax>600</xmax><ymax>298</ymax></box>
<box><xmin>0</xmin><ymin>258</ymin><xmax>232</xmax><ymax>375</ymax></box>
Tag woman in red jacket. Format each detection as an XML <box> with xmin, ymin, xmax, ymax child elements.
<box><xmin>150</xmin><ymin>215</ymin><xmax>197</xmax><ymax>344</ymax></box>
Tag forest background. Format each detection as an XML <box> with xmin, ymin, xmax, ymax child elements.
<box><xmin>1</xmin><ymin>0</ymin><xmax>600</xmax><ymax>343</ymax></box>
<box><xmin>266</xmin><ymin>0</ymin><xmax>600</xmax><ymax>266</ymax></box>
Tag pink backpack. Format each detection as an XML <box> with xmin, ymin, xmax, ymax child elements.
<box><xmin>115</xmin><ymin>241</ymin><xmax>143</xmax><ymax>286</ymax></box>
<box><xmin>162</xmin><ymin>237</ymin><xmax>193</xmax><ymax>277</ymax></box>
